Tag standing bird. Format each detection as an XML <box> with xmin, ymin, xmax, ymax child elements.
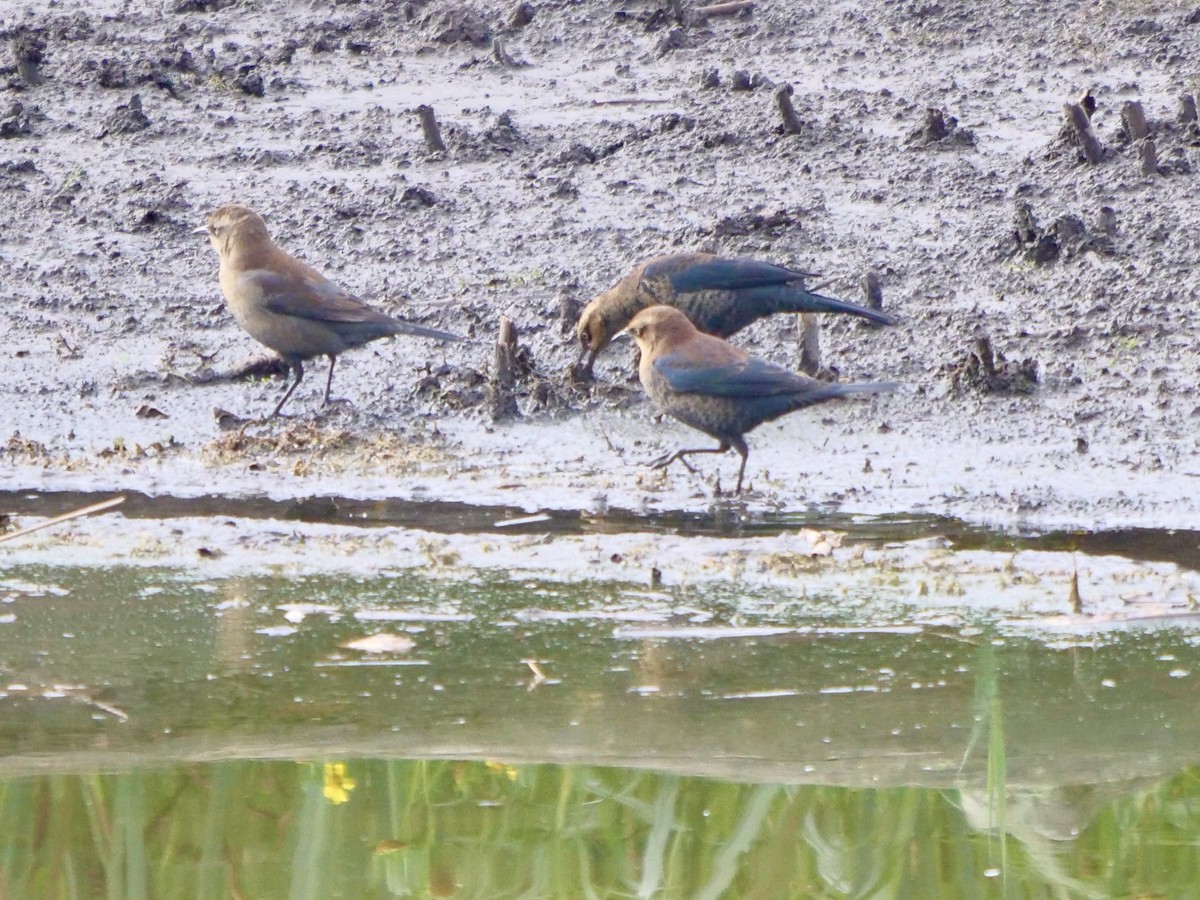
<box><xmin>624</xmin><ymin>306</ymin><xmax>895</xmax><ymax>494</ymax></box>
<box><xmin>575</xmin><ymin>253</ymin><xmax>895</xmax><ymax>377</ymax></box>
<box><xmin>196</xmin><ymin>204</ymin><xmax>461</xmax><ymax>419</ymax></box>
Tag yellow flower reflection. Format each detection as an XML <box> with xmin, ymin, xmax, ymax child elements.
<box><xmin>323</xmin><ymin>762</ymin><xmax>357</xmax><ymax>804</ymax></box>
<box><xmin>485</xmin><ymin>760</ymin><xmax>518</xmax><ymax>781</ymax></box>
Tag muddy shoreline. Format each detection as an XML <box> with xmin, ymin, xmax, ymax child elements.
<box><xmin>2</xmin><ymin>1</ymin><xmax>1199</xmax><ymax>532</ymax></box>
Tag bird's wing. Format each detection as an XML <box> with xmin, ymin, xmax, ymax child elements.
<box><xmin>654</xmin><ymin>352</ymin><xmax>818</xmax><ymax>398</ymax></box>
<box><xmin>664</xmin><ymin>257</ymin><xmax>815</xmax><ymax>293</ymax></box>
<box><xmin>239</xmin><ymin>269</ymin><xmax>389</xmax><ymax>325</ymax></box>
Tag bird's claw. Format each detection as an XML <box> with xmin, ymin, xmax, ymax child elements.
<box><xmin>647</xmin><ymin>451</ymin><xmax>696</xmax><ymax>474</ymax></box>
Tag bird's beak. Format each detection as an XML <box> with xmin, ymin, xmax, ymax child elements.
<box><xmin>192</xmin><ymin>225</ymin><xmax>209</xmax><ymax>236</ymax></box>
<box><xmin>610</xmin><ymin>330</ymin><xmax>632</xmax><ymax>345</ymax></box>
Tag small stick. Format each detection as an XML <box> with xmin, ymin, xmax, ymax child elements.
<box><xmin>861</xmin><ymin>270</ymin><xmax>883</xmax><ymax>315</ymax></box>
<box><xmin>1120</xmin><ymin>100</ymin><xmax>1149</xmax><ymax>141</ymax></box>
<box><xmin>589</xmin><ymin>97</ymin><xmax>674</xmax><ymax>107</ymax></box>
<box><xmin>974</xmin><ymin>335</ymin><xmax>997</xmax><ymax>378</ymax></box>
<box><xmin>1140</xmin><ymin>138</ymin><xmax>1159</xmax><ymax>176</ymax></box>
<box><xmin>1177</xmin><ymin>93</ymin><xmax>1197</xmax><ymax>124</ymax></box>
<box><xmin>798</xmin><ymin>313</ymin><xmax>820</xmax><ymax>376</ymax></box>
<box><xmin>1063</xmin><ymin>101</ymin><xmax>1103</xmax><ymax>164</ymax></box>
<box><xmin>698</xmin><ymin>0</ymin><xmax>755</xmax><ymax>15</ymax></box>
<box><xmin>0</xmin><ymin>496</ymin><xmax>126</xmax><ymax>545</ymax></box>
<box><xmin>492</xmin><ymin>38</ymin><xmax>517</xmax><ymax>68</ymax></box>
<box><xmin>775</xmin><ymin>84</ymin><xmax>803</xmax><ymax>134</ymax></box>
<box><xmin>416</xmin><ymin>104</ymin><xmax>446</xmax><ymax>153</ymax></box>
<box><xmin>489</xmin><ymin>316</ymin><xmax>520</xmax><ymax>420</ymax></box>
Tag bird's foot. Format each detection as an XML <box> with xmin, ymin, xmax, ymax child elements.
<box><xmin>648</xmin><ymin>451</ymin><xmax>697</xmax><ymax>474</ymax></box>
<box><xmin>258</xmin><ymin>409</ymin><xmax>298</xmax><ymax>425</ymax></box>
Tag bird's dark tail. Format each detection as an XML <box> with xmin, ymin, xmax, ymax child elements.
<box><xmin>389</xmin><ymin>320</ymin><xmax>465</xmax><ymax>342</ymax></box>
<box><xmin>746</xmin><ymin>285</ymin><xmax>897</xmax><ymax>326</ymax></box>
<box><xmin>803</xmin><ymin>380</ymin><xmax>899</xmax><ymax>405</ymax></box>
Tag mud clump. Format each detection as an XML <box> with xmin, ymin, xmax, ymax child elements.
<box><xmin>3</xmin><ymin>0</ymin><xmax>1200</xmax><ymax>525</ymax></box>
<box><xmin>1011</xmin><ymin>201</ymin><xmax>1113</xmax><ymax>264</ymax></box>
<box><xmin>426</xmin><ymin>6</ymin><xmax>493</xmax><ymax>46</ymax></box>
<box><xmin>0</xmin><ymin>102</ymin><xmax>35</xmax><ymax>139</ymax></box>
<box><xmin>907</xmin><ymin>107</ymin><xmax>975</xmax><ymax>148</ymax></box>
<box><xmin>949</xmin><ymin>335</ymin><xmax>1038</xmax><ymax>396</ymax></box>
<box><xmin>97</xmin><ymin>94</ymin><xmax>150</xmax><ymax>138</ymax></box>
<box><xmin>171</xmin><ymin>0</ymin><xmax>236</xmax><ymax>12</ymax></box>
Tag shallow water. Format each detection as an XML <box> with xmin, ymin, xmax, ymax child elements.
<box><xmin>2</xmin><ymin>503</ymin><xmax>1200</xmax><ymax>896</ymax></box>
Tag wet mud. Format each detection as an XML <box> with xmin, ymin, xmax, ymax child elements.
<box><xmin>2</xmin><ymin>1</ymin><xmax>1200</xmax><ymax>530</ymax></box>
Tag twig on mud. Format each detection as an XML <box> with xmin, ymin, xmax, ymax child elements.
<box><xmin>589</xmin><ymin>97</ymin><xmax>674</xmax><ymax>107</ymax></box>
<box><xmin>600</xmin><ymin>426</ymin><xmax>621</xmax><ymax>455</ymax></box>
<box><xmin>492</xmin><ymin>38</ymin><xmax>519</xmax><ymax>68</ymax></box>
<box><xmin>1063</xmin><ymin>101</ymin><xmax>1103</xmax><ymax>164</ymax></box>
<box><xmin>415</xmin><ymin>104</ymin><xmax>446</xmax><ymax>153</ymax></box>
<box><xmin>775</xmin><ymin>85</ymin><xmax>803</xmax><ymax>134</ymax></box>
<box><xmin>698</xmin><ymin>0</ymin><xmax>755</xmax><ymax>16</ymax></box>
<box><xmin>0</xmin><ymin>495</ymin><xmax>126</xmax><ymax>545</ymax></box>
<box><xmin>55</xmin><ymin>331</ymin><xmax>82</xmax><ymax>359</ymax></box>
<box><xmin>798</xmin><ymin>313</ymin><xmax>820</xmax><ymax>377</ymax></box>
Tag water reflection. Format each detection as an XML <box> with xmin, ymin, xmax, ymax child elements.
<box><xmin>2</xmin><ymin>562</ymin><xmax>1200</xmax><ymax>896</ymax></box>
<box><xmin>2</xmin><ymin>758</ymin><xmax>1198</xmax><ymax>898</ymax></box>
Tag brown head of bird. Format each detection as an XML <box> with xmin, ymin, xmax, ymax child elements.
<box><xmin>574</xmin><ymin>284</ymin><xmax>626</xmax><ymax>378</ymax></box>
<box><xmin>198</xmin><ymin>204</ymin><xmax>276</xmax><ymax>267</ymax></box>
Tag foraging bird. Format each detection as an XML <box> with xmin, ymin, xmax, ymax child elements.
<box><xmin>196</xmin><ymin>204</ymin><xmax>461</xmax><ymax>418</ymax></box>
<box><xmin>576</xmin><ymin>253</ymin><xmax>895</xmax><ymax>376</ymax></box>
<box><xmin>624</xmin><ymin>306</ymin><xmax>895</xmax><ymax>494</ymax></box>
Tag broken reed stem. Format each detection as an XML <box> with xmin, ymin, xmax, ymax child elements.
<box><xmin>861</xmin><ymin>270</ymin><xmax>884</xmax><ymax>316</ymax></box>
<box><xmin>798</xmin><ymin>313</ymin><xmax>821</xmax><ymax>376</ymax></box>
<box><xmin>1063</xmin><ymin>101</ymin><xmax>1103</xmax><ymax>164</ymax></box>
<box><xmin>1177</xmin><ymin>92</ymin><xmax>1198</xmax><ymax>124</ymax></box>
<box><xmin>0</xmin><ymin>495</ymin><xmax>126</xmax><ymax>545</ymax></box>
<box><xmin>775</xmin><ymin>84</ymin><xmax>803</xmax><ymax>134</ymax></box>
<box><xmin>492</xmin><ymin>38</ymin><xmax>517</xmax><ymax>68</ymax></box>
<box><xmin>1140</xmin><ymin>138</ymin><xmax>1159</xmax><ymax>176</ymax></box>
<box><xmin>974</xmin><ymin>335</ymin><xmax>998</xmax><ymax>378</ymax></box>
<box><xmin>489</xmin><ymin>316</ymin><xmax>520</xmax><ymax>420</ymax></box>
<box><xmin>1120</xmin><ymin>100</ymin><xmax>1149</xmax><ymax>141</ymax></box>
<box><xmin>416</xmin><ymin>104</ymin><xmax>446</xmax><ymax>153</ymax></box>
<box><xmin>698</xmin><ymin>0</ymin><xmax>755</xmax><ymax>15</ymax></box>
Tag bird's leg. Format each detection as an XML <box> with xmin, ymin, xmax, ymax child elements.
<box><xmin>322</xmin><ymin>354</ymin><xmax>339</xmax><ymax>404</ymax></box>
<box><xmin>649</xmin><ymin>442</ymin><xmax>731</xmax><ymax>473</ymax></box>
<box><xmin>731</xmin><ymin>437</ymin><xmax>750</xmax><ymax>495</ymax></box>
<box><xmin>321</xmin><ymin>355</ymin><xmax>356</xmax><ymax>411</ymax></box>
<box><xmin>268</xmin><ymin>359</ymin><xmax>304</xmax><ymax>419</ymax></box>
